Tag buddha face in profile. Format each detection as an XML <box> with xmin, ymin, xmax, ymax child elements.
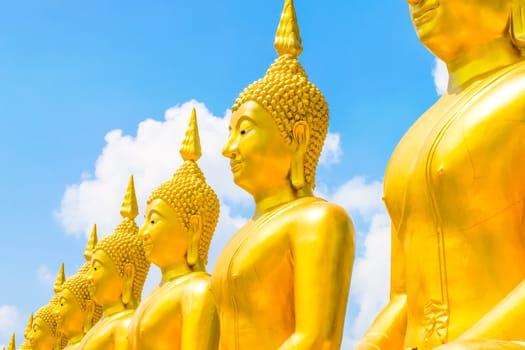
<box><xmin>29</xmin><ymin>316</ymin><xmax>55</xmax><ymax>350</ymax></box>
<box><xmin>407</xmin><ymin>0</ymin><xmax>511</xmax><ymax>60</ymax></box>
<box><xmin>139</xmin><ymin>198</ymin><xmax>188</xmax><ymax>267</ymax></box>
<box><xmin>56</xmin><ymin>288</ymin><xmax>84</xmax><ymax>336</ymax></box>
<box><xmin>87</xmin><ymin>250</ymin><xmax>124</xmax><ymax>307</ymax></box>
<box><xmin>223</xmin><ymin>101</ymin><xmax>294</xmax><ymax>196</ymax></box>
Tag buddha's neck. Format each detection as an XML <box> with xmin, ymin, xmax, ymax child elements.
<box><xmin>160</xmin><ymin>263</ymin><xmax>193</xmax><ymax>285</ymax></box>
<box><xmin>253</xmin><ymin>182</ymin><xmax>312</xmax><ymax>217</ymax></box>
<box><xmin>67</xmin><ymin>332</ymin><xmax>84</xmax><ymax>345</ymax></box>
<box><xmin>103</xmin><ymin>301</ymin><xmax>127</xmax><ymax>318</ymax></box>
<box><xmin>447</xmin><ymin>37</ymin><xmax>521</xmax><ymax>92</ymax></box>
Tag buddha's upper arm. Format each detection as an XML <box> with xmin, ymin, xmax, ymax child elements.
<box><xmin>291</xmin><ymin>203</ymin><xmax>355</xmax><ymax>337</ymax></box>
<box><xmin>181</xmin><ymin>278</ymin><xmax>219</xmax><ymax>349</ymax></box>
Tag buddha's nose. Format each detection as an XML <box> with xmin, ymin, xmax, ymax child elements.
<box><xmin>222</xmin><ymin>136</ymin><xmax>238</xmax><ymax>159</ymax></box>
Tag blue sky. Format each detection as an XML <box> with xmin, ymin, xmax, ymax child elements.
<box><xmin>0</xmin><ymin>1</ymin><xmax>443</xmax><ymax>348</ymax></box>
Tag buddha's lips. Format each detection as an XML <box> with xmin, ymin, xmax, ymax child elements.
<box><xmin>230</xmin><ymin>160</ymin><xmax>242</xmax><ymax>172</ymax></box>
<box><xmin>412</xmin><ymin>2</ymin><xmax>439</xmax><ymax>25</ymax></box>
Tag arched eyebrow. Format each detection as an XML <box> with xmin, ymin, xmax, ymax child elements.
<box><xmin>235</xmin><ymin>115</ymin><xmax>257</xmax><ymax>130</ymax></box>
<box><xmin>146</xmin><ymin>208</ymin><xmax>163</xmax><ymax>220</ymax></box>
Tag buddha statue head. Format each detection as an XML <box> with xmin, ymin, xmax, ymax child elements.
<box><xmin>87</xmin><ymin>176</ymin><xmax>150</xmax><ymax>310</ymax></box>
<box><xmin>224</xmin><ymin>0</ymin><xmax>328</xmax><ymax>198</ymax></box>
<box><xmin>55</xmin><ymin>225</ymin><xmax>101</xmax><ymax>342</ymax></box>
<box><xmin>56</xmin><ymin>266</ymin><xmax>103</xmax><ymax>339</ymax></box>
<box><xmin>141</xmin><ymin>108</ymin><xmax>219</xmax><ymax>272</ymax></box>
<box><xmin>30</xmin><ymin>264</ymin><xmax>68</xmax><ymax>350</ymax></box>
<box><xmin>30</xmin><ymin>298</ymin><xmax>59</xmax><ymax>350</ymax></box>
<box><xmin>407</xmin><ymin>0</ymin><xmax>525</xmax><ymax>61</ymax></box>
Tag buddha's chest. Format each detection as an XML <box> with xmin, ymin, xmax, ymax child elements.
<box><xmin>212</xmin><ymin>213</ymin><xmax>294</xmax><ymax>308</ymax></box>
<box><xmin>131</xmin><ymin>289</ymin><xmax>183</xmax><ymax>348</ymax></box>
<box><xmin>81</xmin><ymin>320</ymin><xmax>118</xmax><ymax>350</ymax></box>
<box><xmin>384</xmin><ymin>89</ymin><xmax>518</xmax><ymax>234</ymax></box>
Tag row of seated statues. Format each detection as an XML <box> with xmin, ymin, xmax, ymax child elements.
<box><xmin>8</xmin><ymin>0</ymin><xmax>525</xmax><ymax>348</ymax></box>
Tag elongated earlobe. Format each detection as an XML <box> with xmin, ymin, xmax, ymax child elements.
<box><xmin>122</xmin><ymin>263</ymin><xmax>135</xmax><ymax>306</ymax></box>
<box><xmin>510</xmin><ymin>2</ymin><xmax>525</xmax><ymax>54</ymax></box>
<box><xmin>83</xmin><ymin>300</ymin><xmax>95</xmax><ymax>334</ymax></box>
<box><xmin>291</xmin><ymin>121</ymin><xmax>310</xmax><ymax>190</ymax></box>
<box><xmin>187</xmin><ymin>215</ymin><xmax>202</xmax><ymax>267</ymax></box>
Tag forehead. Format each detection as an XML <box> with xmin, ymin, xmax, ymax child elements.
<box><xmin>59</xmin><ymin>288</ymin><xmax>75</xmax><ymax>301</ymax></box>
<box><xmin>230</xmin><ymin>101</ymin><xmax>272</xmax><ymax>126</ymax></box>
<box><xmin>92</xmin><ymin>249</ymin><xmax>113</xmax><ymax>265</ymax></box>
<box><xmin>146</xmin><ymin>198</ymin><xmax>174</xmax><ymax>215</ymax></box>
<box><xmin>33</xmin><ymin>316</ymin><xmax>50</xmax><ymax>329</ymax></box>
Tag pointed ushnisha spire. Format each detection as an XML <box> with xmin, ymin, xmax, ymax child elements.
<box><xmin>180</xmin><ymin>108</ymin><xmax>202</xmax><ymax>162</ymax></box>
<box><xmin>7</xmin><ymin>333</ymin><xmax>15</xmax><ymax>350</ymax></box>
<box><xmin>53</xmin><ymin>263</ymin><xmax>66</xmax><ymax>293</ymax></box>
<box><xmin>84</xmin><ymin>224</ymin><xmax>98</xmax><ymax>261</ymax></box>
<box><xmin>120</xmin><ymin>175</ymin><xmax>139</xmax><ymax>220</ymax></box>
<box><xmin>274</xmin><ymin>0</ymin><xmax>303</xmax><ymax>58</ymax></box>
<box><xmin>23</xmin><ymin>313</ymin><xmax>33</xmax><ymax>338</ymax></box>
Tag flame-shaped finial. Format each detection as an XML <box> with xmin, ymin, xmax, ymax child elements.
<box><xmin>274</xmin><ymin>0</ymin><xmax>303</xmax><ymax>58</ymax></box>
<box><xmin>84</xmin><ymin>224</ymin><xmax>98</xmax><ymax>261</ymax></box>
<box><xmin>179</xmin><ymin>108</ymin><xmax>202</xmax><ymax>162</ymax></box>
<box><xmin>120</xmin><ymin>175</ymin><xmax>139</xmax><ymax>220</ymax></box>
<box><xmin>6</xmin><ymin>333</ymin><xmax>15</xmax><ymax>350</ymax></box>
<box><xmin>23</xmin><ymin>313</ymin><xmax>33</xmax><ymax>339</ymax></box>
<box><xmin>53</xmin><ymin>263</ymin><xmax>65</xmax><ymax>293</ymax></box>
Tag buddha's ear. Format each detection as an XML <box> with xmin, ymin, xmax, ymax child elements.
<box><xmin>187</xmin><ymin>215</ymin><xmax>202</xmax><ymax>267</ymax></box>
<box><xmin>291</xmin><ymin>121</ymin><xmax>310</xmax><ymax>190</ymax></box>
<box><xmin>510</xmin><ymin>1</ymin><xmax>525</xmax><ymax>53</ymax></box>
<box><xmin>83</xmin><ymin>300</ymin><xmax>95</xmax><ymax>334</ymax></box>
<box><xmin>122</xmin><ymin>263</ymin><xmax>135</xmax><ymax>306</ymax></box>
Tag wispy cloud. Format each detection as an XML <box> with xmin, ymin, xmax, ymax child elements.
<box><xmin>37</xmin><ymin>265</ymin><xmax>55</xmax><ymax>287</ymax></box>
<box><xmin>319</xmin><ymin>132</ymin><xmax>342</xmax><ymax>165</ymax></box>
<box><xmin>0</xmin><ymin>305</ymin><xmax>21</xmax><ymax>347</ymax></box>
<box><xmin>433</xmin><ymin>57</ymin><xmax>448</xmax><ymax>95</ymax></box>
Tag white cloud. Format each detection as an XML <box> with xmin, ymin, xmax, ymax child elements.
<box><xmin>55</xmin><ymin>100</ymin><xmax>249</xmax><ymax>239</ymax></box>
<box><xmin>37</xmin><ymin>265</ymin><xmax>55</xmax><ymax>287</ymax></box>
<box><xmin>433</xmin><ymin>57</ymin><xmax>448</xmax><ymax>95</ymax></box>
<box><xmin>330</xmin><ymin>176</ymin><xmax>384</xmax><ymax>220</ymax></box>
<box><xmin>0</xmin><ymin>305</ymin><xmax>20</xmax><ymax>347</ymax></box>
<box><xmin>319</xmin><ymin>132</ymin><xmax>341</xmax><ymax>165</ymax></box>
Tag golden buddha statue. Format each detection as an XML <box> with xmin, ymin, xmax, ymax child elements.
<box><xmin>210</xmin><ymin>0</ymin><xmax>355</xmax><ymax>349</ymax></box>
<box><xmin>29</xmin><ymin>266</ymin><xmax>68</xmax><ymax>350</ymax></box>
<box><xmin>80</xmin><ymin>176</ymin><xmax>150</xmax><ymax>350</ymax></box>
<box><xmin>54</xmin><ymin>225</ymin><xmax>102</xmax><ymax>350</ymax></box>
<box><xmin>29</xmin><ymin>298</ymin><xmax>61</xmax><ymax>350</ymax></box>
<box><xmin>356</xmin><ymin>1</ymin><xmax>525</xmax><ymax>349</ymax></box>
<box><xmin>128</xmin><ymin>109</ymin><xmax>220</xmax><ymax>350</ymax></box>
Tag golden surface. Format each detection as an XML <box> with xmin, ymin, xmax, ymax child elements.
<box><xmin>210</xmin><ymin>1</ymin><xmax>355</xmax><ymax>349</ymax></box>
<box><xmin>80</xmin><ymin>177</ymin><xmax>149</xmax><ymax>350</ymax></box>
<box><xmin>356</xmin><ymin>1</ymin><xmax>525</xmax><ymax>349</ymax></box>
<box><xmin>29</xmin><ymin>299</ymin><xmax>60</xmax><ymax>350</ymax></box>
<box><xmin>55</xmin><ymin>230</ymin><xmax>102</xmax><ymax>350</ymax></box>
<box><xmin>128</xmin><ymin>109</ymin><xmax>219</xmax><ymax>349</ymax></box>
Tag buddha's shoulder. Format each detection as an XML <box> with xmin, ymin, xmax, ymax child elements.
<box><xmin>481</xmin><ymin>61</ymin><xmax>525</xmax><ymax>121</ymax></box>
<box><xmin>288</xmin><ymin>197</ymin><xmax>354</xmax><ymax>235</ymax></box>
<box><xmin>181</xmin><ymin>273</ymin><xmax>216</xmax><ymax>310</ymax></box>
<box><xmin>291</xmin><ymin>197</ymin><xmax>350</xmax><ymax>219</ymax></box>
